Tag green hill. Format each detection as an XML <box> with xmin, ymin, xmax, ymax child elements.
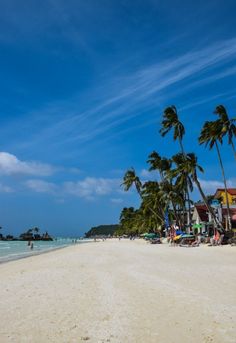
<box><xmin>85</xmin><ymin>224</ymin><xmax>119</xmax><ymax>238</ymax></box>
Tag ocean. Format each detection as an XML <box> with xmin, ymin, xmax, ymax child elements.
<box><xmin>0</xmin><ymin>238</ymin><xmax>89</xmax><ymax>263</ymax></box>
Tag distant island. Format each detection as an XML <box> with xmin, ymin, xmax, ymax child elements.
<box><xmin>85</xmin><ymin>224</ymin><xmax>120</xmax><ymax>238</ymax></box>
<box><xmin>0</xmin><ymin>227</ymin><xmax>53</xmax><ymax>241</ymax></box>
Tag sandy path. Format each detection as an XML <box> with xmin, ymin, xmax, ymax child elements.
<box><xmin>0</xmin><ymin>239</ymin><xmax>235</xmax><ymax>343</ymax></box>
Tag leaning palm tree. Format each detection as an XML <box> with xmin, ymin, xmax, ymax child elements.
<box><xmin>199</xmin><ymin>120</ymin><xmax>231</xmax><ymax>230</ymax></box>
<box><xmin>214</xmin><ymin>105</ymin><xmax>236</xmax><ymax>160</ymax></box>
<box><xmin>122</xmin><ymin>168</ymin><xmax>142</xmax><ymax>196</ymax></box>
<box><xmin>173</xmin><ymin>152</ymin><xmax>224</xmax><ymax>232</ymax></box>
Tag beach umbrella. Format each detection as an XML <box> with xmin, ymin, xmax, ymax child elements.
<box><xmin>144</xmin><ymin>233</ymin><xmax>157</xmax><ymax>239</ymax></box>
<box><xmin>181</xmin><ymin>234</ymin><xmax>194</xmax><ymax>238</ymax></box>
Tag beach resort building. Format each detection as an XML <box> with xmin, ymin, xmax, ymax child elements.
<box><xmin>192</xmin><ymin>203</ymin><xmax>236</xmax><ymax>233</ymax></box>
<box><xmin>214</xmin><ymin>188</ymin><xmax>236</xmax><ymax>205</ymax></box>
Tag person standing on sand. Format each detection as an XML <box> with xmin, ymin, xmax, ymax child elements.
<box><xmin>169</xmin><ymin>225</ymin><xmax>176</xmax><ymax>246</ymax></box>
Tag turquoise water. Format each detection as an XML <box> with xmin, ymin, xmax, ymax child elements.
<box><xmin>0</xmin><ymin>238</ymin><xmax>89</xmax><ymax>263</ymax></box>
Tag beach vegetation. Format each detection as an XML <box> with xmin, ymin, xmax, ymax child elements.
<box><xmin>119</xmin><ymin>105</ymin><xmax>235</xmax><ymax>236</ymax></box>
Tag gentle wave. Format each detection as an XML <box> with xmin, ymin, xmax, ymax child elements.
<box><xmin>0</xmin><ymin>239</ymin><xmax>90</xmax><ymax>263</ymax></box>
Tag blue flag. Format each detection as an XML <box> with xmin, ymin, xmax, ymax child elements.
<box><xmin>164</xmin><ymin>210</ymin><xmax>169</xmax><ymax>228</ymax></box>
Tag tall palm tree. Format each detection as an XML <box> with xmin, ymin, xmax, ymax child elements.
<box><xmin>159</xmin><ymin>106</ymin><xmax>192</xmax><ymax>228</ymax></box>
<box><xmin>214</xmin><ymin>105</ymin><xmax>236</xmax><ymax>160</ymax></box>
<box><xmin>199</xmin><ymin>120</ymin><xmax>231</xmax><ymax>230</ymax></box>
<box><xmin>173</xmin><ymin>152</ymin><xmax>224</xmax><ymax>232</ymax></box>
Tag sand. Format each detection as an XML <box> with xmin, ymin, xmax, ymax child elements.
<box><xmin>0</xmin><ymin>239</ymin><xmax>235</xmax><ymax>343</ymax></box>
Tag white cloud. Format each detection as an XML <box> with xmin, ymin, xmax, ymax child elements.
<box><xmin>0</xmin><ymin>152</ymin><xmax>54</xmax><ymax>176</ymax></box>
<box><xmin>25</xmin><ymin>179</ymin><xmax>57</xmax><ymax>193</ymax></box>
<box><xmin>198</xmin><ymin>178</ymin><xmax>236</xmax><ymax>194</ymax></box>
<box><xmin>63</xmin><ymin>177</ymin><xmax>120</xmax><ymax>199</ymax></box>
<box><xmin>24</xmin><ymin>177</ymin><xmax>121</xmax><ymax>199</ymax></box>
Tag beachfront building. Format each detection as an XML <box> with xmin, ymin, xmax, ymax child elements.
<box><xmin>214</xmin><ymin>188</ymin><xmax>236</xmax><ymax>205</ymax></box>
<box><xmin>192</xmin><ymin>204</ymin><xmax>209</xmax><ymax>233</ymax></box>
<box><xmin>192</xmin><ymin>202</ymin><xmax>236</xmax><ymax>233</ymax></box>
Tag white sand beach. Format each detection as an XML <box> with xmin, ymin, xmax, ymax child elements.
<box><xmin>0</xmin><ymin>239</ymin><xmax>235</xmax><ymax>343</ymax></box>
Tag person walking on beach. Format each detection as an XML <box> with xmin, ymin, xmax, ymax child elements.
<box><xmin>169</xmin><ymin>225</ymin><xmax>176</xmax><ymax>246</ymax></box>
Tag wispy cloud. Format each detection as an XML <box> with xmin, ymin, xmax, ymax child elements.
<box><xmin>4</xmin><ymin>38</ymin><xmax>236</xmax><ymax>156</ymax></box>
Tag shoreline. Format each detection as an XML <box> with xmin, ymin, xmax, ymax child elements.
<box><xmin>0</xmin><ymin>239</ymin><xmax>93</xmax><ymax>265</ymax></box>
<box><xmin>0</xmin><ymin>239</ymin><xmax>235</xmax><ymax>343</ymax></box>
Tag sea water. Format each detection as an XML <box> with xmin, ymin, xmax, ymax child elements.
<box><xmin>0</xmin><ymin>238</ymin><xmax>89</xmax><ymax>263</ymax></box>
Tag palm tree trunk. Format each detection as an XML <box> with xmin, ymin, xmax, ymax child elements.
<box><xmin>215</xmin><ymin>142</ymin><xmax>231</xmax><ymax>230</ymax></box>
<box><xmin>178</xmin><ymin>135</ymin><xmax>185</xmax><ymax>155</ymax></box>
<box><xmin>178</xmin><ymin>136</ymin><xmax>192</xmax><ymax>231</ymax></box>
<box><xmin>193</xmin><ymin>173</ymin><xmax>224</xmax><ymax>233</ymax></box>
<box><xmin>149</xmin><ymin>206</ymin><xmax>164</xmax><ymax>223</ymax></box>
<box><xmin>231</xmin><ymin>140</ymin><xmax>236</xmax><ymax>161</ymax></box>
<box><xmin>171</xmin><ymin>201</ymin><xmax>180</xmax><ymax>227</ymax></box>
<box><xmin>186</xmin><ymin>189</ymin><xmax>192</xmax><ymax>233</ymax></box>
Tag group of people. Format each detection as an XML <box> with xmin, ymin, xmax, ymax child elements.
<box><xmin>166</xmin><ymin>225</ymin><xmax>223</xmax><ymax>247</ymax></box>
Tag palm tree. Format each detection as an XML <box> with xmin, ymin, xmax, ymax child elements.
<box><xmin>122</xmin><ymin>168</ymin><xmax>142</xmax><ymax>195</ymax></box>
<box><xmin>159</xmin><ymin>106</ymin><xmax>192</xmax><ymax>228</ymax></box>
<box><xmin>214</xmin><ymin>105</ymin><xmax>236</xmax><ymax>160</ymax></box>
<box><xmin>170</xmin><ymin>153</ymin><xmax>194</xmax><ymax>232</ymax></box>
<box><xmin>199</xmin><ymin>120</ymin><xmax>231</xmax><ymax>230</ymax></box>
<box><xmin>159</xmin><ymin>106</ymin><xmax>185</xmax><ymax>153</ymax></box>
<box><xmin>122</xmin><ymin>169</ymin><xmax>164</xmax><ymax>223</ymax></box>
<box><xmin>141</xmin><ymin>181</ymin><xmax>165</xmax><ymax>223</ymax></box>
<box><xmin>147</xmin><ymin>151</ymin><xmax>171</xmax><ymax>181</ymax></box>
<box><xmin>175</xmin><ymin>152</ymin><xmax>224</xmax><ymax>232</ymax></box>
<box><xmin>158</xmin><ymin>180</ymin><xmax>185</xmax><ymax>229</ymax></box>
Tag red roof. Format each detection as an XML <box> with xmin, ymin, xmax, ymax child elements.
<box><xmin>195</xmin><ymin>204</ymin><xmax>208</xmax><ymax>222</ymax></box>
<box><xmin>222</xmin><ymin>208</ymin><xmax>236</xmax><ymax>216</ymax></box>
<box><xmin>195</xmin><ymin>204</ymin><xmax>236</xmax><ymax>222</ymax></box>
<box><xmin>215</xmin><ymin>188</ymin><xmax>236</xmax><ymax>196</ymax></box>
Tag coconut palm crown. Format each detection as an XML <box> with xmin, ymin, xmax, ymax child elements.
<box><xmin>159</xmin><ymin>106</ymin><xmax>185</xmax><ymax>152</ymax></box>
<box><xmin>214</xmin><ymin>105</ymin><xmax>236</xmax><ymax>160</ymax></box>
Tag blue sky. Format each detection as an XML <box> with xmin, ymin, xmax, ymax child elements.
<box><xmin>0</xmin><ymin>0</ymin><xmax>236</xmax><ymax>237</ymax></box>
